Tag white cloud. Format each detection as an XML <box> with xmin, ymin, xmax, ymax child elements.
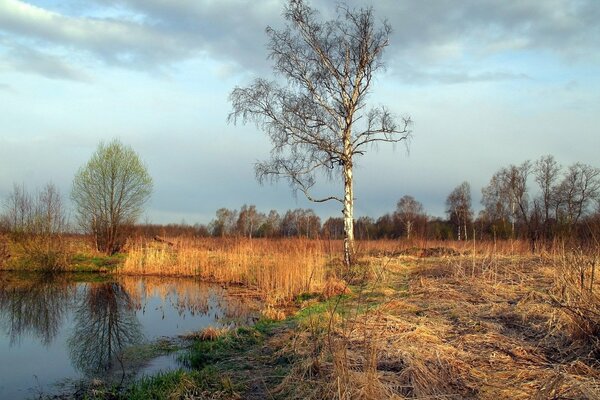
<box><xmin>1</xmin><ymin>0</ymin><xmax>598</xmax><ymax>80</ymax></box>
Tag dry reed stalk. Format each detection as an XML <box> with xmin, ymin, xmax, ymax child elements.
<box><xmin>120</xmin><ymin>238</ymin><xmax>327</xmax><ymax>303</ymax></box>
<box><xmin>181</xmin><ymin>326</ymin><xmax>230</xmax><ymax>341</ymax></box>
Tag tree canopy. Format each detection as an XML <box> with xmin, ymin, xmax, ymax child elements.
<box><xmin>72</xmin><ymin>139</ymin><xmax>152</xmax><ymax>254</ymax></box>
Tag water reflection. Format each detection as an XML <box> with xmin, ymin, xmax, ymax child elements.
<box><xmin>121</xmin><ymin>277</ymin><xmax>259</xmax><ymax>327</ymax></box>
<box><xmin>0</xmin><ymin>273</ymin><xmax>259</xmax><ymax>387</ymax></box>
<box><xmin>68</xmin><ymin>282</ymin><xmax>143</xmax><ymax>376</ymax></box>
<box><xmin>0</xmin><ymin>274</ymin><xmax>76</xmax><ymax>346</ymax></box>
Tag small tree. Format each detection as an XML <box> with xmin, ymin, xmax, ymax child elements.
<box><xmin>394</xmin><ymin>195</ymin><xmax>425</xmax><ymax>239</ymax></box>
<box><xmin>555</xmin><ymin>162</ymin><xmax>600</xmax><ymax>235</ymax></box>
<box><xmin>72</xmin><ymin>139</ymin><xmax>152</xmax><ymax>254</ymax></box>
<box><xmin>446</xmin><ymin>182</ymin><xmax>472</xmax><ymax>241</ymax></box>
<box><xmin>229</xmin><ymin>0</ymin><xmax>411</xmax><ymax>266</ymax></box>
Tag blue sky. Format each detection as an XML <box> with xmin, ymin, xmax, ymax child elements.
<box><xmin>1</xmin><ymin>0</ymin><xmax>599</xmax><ymax>224</ymax></box>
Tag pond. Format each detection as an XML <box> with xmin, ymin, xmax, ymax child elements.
<box><xmin>0</xmin><ymin>272</ymin><xmax>260</xmax><ymax>399</ymax></box>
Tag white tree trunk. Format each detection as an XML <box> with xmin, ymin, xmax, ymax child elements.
<box><xmin>343</xmin><ymin>162</ymin><xmax>354</xmax><ymax>267</ymax></box>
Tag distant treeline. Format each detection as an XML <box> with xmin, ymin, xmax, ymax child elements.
<box><xmin>2</xmin><ymin>155</ymin><xmax>599</xmax><ymax>245</ymax></box>
<box><xmin>132</xmin><ymin>156</ymin><xmax>600</xmax><ymax>246</ymax></box>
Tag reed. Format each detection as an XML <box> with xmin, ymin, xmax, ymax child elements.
<box><xmin>120</xmin><ymin>238</ymin><xmax>328</xmax><ymax>303</ymax></box>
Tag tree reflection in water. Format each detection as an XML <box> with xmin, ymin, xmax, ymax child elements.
<box><xmin>0</xmin><ymin>274</ymin><xmax>75</xmax><ymax>346</ymax></box>
<box><xmin>120</xmin><ymin>276</ymin><xmax>259</xmax><ymax>327</ymax></box>
<box><xmin>68</xmin><ymin>282</ymin><xmax>143</xmax><ymax>376</ymax></box>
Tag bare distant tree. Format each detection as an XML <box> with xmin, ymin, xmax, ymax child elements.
<box><xmin>555</xmin><ymin>163</ymin><xmax>600</xmax><ymax>231</ymax></box>
<box><xmin>228</xmin><ymin>0</ymin><xmax>411</xmax><ymax>266</ymax></box>
<box><xmin>71</xmin><ymin>139</ymin><xmax>153</xmax><ymax>254</ymax></box>
<box><xmin>394</xmin><ymin>195</ymin><xmax>425</xmax><ymax>239</ymax></box>
<box><xmin>209</xmin><ymin>208</ymin><xmax>238</xmax><ymax>237</ymax></box>
<box><xmin>446</xmin><ymin>182</ymin><xmax>472</xmax><ymax>241</ymax></box>
<box><xmin>3</xmin><ymin>183</ymin><xmax>32</xmax><ymax>235</ymax></box>
<box><xmin>533</xmin><ymin>155</ymin><xmax>561</xmax><ymax>238</ymax></box>
<box><xmin>236</xmin><ymin>204</ymin><xmax>263</xmax><ymax>239</ymax></box>
<box><xmin>35</xmin><ymin>183</ymin><xmax>67</xmax><ymax>236</ymax></box>
<box><xmin>481</xmin><ymin>162</ymin><xmax>531</xmax><ymax>238</ymax></box>
<box><xmin>259</xmin><ymin>209</ymin><xmax>281</xmax><ymax>238</ymax></box>
<box><xmin>2</xmin><ymin>182</ymin><xmax>66</xmax><ymax>237</ymax></box>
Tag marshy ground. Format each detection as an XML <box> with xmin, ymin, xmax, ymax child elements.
<box><xmin>1</xmin><ymin>237</ymin><xmax>599</xmax><ymax>399</ymax></box>
<box><xmin>104</xmin><ymin>246</ymin><xmax>600</xmax><ymax>399</ymax></box>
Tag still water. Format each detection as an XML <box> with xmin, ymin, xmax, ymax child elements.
<box><xmin>0</xmin><ymin>272</ymin><xmax>259</xmax><ymax>399</ymax></box>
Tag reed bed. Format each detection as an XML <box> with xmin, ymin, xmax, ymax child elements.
<box><xmin>120</xmin><ymin>238</ymin><xmax>328</xmax><ymax>303</ymax></box>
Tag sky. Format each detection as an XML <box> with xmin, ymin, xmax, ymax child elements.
<box><xmin>1</xmin><ymin>0</ymin><xmax>599</xmax><ymax>225</ymax></box>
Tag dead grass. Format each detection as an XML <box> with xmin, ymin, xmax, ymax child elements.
<box><xmin>182</xmin><ymin>326</ymin><xmax>231</xmax><ymax>342</ymax></box>
<box><xmin>321</xmin><ymin>277</ymin><xmax>351</xmax><ymax>300</ymax></box>
<box><xmin>275</xmin><ymin>246</ymin><xmax>600</xmax><ymax>399</ymax></box>
<box><xmin>120</xmin><ymin>237</ymin><xmax>328</xmax><ymax>303</ymax></box>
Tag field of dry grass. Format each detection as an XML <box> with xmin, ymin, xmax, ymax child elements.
<box><xmin>120</xmin><ymin>237</ymin><xmax>329</xmax><ymax>303</ymax></box>
<box><xmin>279</xmin><ymin>245</ymin><xmax>600</xmax><ymax>399</ymax></box>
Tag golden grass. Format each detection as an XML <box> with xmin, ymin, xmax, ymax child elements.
<box><xmin>181</xmin><ymin>326</ymin><xmax>230</xmax><ymax>341</ymax></box>
<box><xmin>120</xmin><ymin>238</ymin><xmax>328</xmax><ymax>303</ymax></box>
<box><xmin>275</xmin><ymin>246</ymin><xmax>600</xmax><ymax>399</ymax></box>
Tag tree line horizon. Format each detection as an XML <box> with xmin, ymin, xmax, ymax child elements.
<box><xmin>3</xmin><ymin>153</ymin><xmax>597</xmax><ymax>246</ymax></box>
<box><xmin>135</xmin><ymin>153</ymin><xmax>600</xmax><ymax>246</ymax></box>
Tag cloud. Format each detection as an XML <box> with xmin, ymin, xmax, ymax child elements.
<box><xmin>0</xmin><ymin>0</ymin><xmax>189</xmax><ymax>70</ymax></box>
<box><xmin>375</xmin><ymin>0</ymin><xmax>600</xmax><ymax>60</ymax></box>
<box><xmin>2</xmin><ymin>44</ymin><xmax>91</xmax><ymax>82</ymax></box>
<box><xmin>0</xmin><ymin>0</ymin><xmax>278</xmax><ymax>74</ymax></box>
<box><xmin>393</xmin><ymin>66</ymin><xmax>531</xmax><ymax>85</ymax></box>
<box><xmin>0</xmin><ymin>0</ymin><xmax>598</xmax><ymax>80</ymax></box>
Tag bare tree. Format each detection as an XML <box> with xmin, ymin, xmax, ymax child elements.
<box><xmin>446</xmin><ymin>182</ymin><xmax>472</xmax><ymax>241</ymax></box>
<box><xmin>236</xmin><ymin>204</ymin><xmax>263</xmax><ymax>239</ymax></box>
<box><xmin>71</xmin><ymin>139</ymin><xmax>153</xmax><ymax>254</ymax></box>
<box><xmin>209</xmin><ymin>208</ymin><xmax>238</xmax><ymax>237</ymax></box>
<box><xmin>34</xmin><ymin>183</ymin><xmax>67</xmax><ymax>236</ymax></box>
<box><xmin>555</xmin><ymin>163</ymin><xmax>600</xmax><ymax>233</ymax></box>
<box><xmin>394</xmin><ymin>195</ymin><xmax>425</xmax><ymax>239</ymax></box>
<box><xmin>481</xmin><ymin>162</ymin><xmax>531</xmax><ymax>239</ymax></box>
<box><xmin>228</xmin><ymin>0</ymin><xmax>411</xmax><ymax>266</ymax></box>
<box><xmin>3</xmin><ymin>183</ymin><xmax>33</xmax><ymax>235</ymax></box>
<box><xmin>2</xmin><ymin>183</ymin><xmax>66</xmax><ymax>237</ymax></box>
<box><xmin>534</xmin><ymin>155</ymin><xmax>561</xmax><ymax>238</ymax></box>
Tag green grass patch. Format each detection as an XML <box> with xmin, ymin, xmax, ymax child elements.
<box><xmin>87</xmin><ymin>368</ymin><xmax>239</xmax><ymax>400</ymax></box>
<box><xmin>293</xmin><ymin>293</ymin><xmax>352</xmax><ymax>320</ymax></box>
<box><xmin>71</xmin><ymin>253</ymin><xmax>125</xmax><ymax>272</ymax></box>
<box><xmin>182</xmin><ymin>319</ymin><xmax>276</xmax><ymax>370</ymax></box>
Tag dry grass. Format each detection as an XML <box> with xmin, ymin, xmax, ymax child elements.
<box><xmin>120</xmin><ymin>237</ymin><xmax>328</xmax><ymax>303</ymax></box>
<box><xmin>275</xmin><ymin>245</ymin><xmax>600</xmax><ymax>399</ymax></box>
<box><xmin>321</xmin><ymin>277</ymin><xmax>351</xmax><ymax>300</ymax></box>
<box><xmin>181</xmin><ymin>326</ymin><xmax>231</xmax><ymax>341</ymax></box>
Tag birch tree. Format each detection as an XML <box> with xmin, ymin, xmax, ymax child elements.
<box><xmin>394</xmin><ymin>195</ymin><xmax>425</xmax><ymax>239</ymax></box>
<box><xmin>228</xmin><ymin>0</ymin><xmax>411</xmax><ymax>266</ymax></box>
<box><xmin>446</xmin><ymin>182</ymin><xmax>472</xmax><ymax>241</ymax></box>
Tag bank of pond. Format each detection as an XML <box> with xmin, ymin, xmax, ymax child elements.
<box><xmin>0</xmin><ymin>272</ymin><xmax>261</xmax><ymax>399</ymax></box>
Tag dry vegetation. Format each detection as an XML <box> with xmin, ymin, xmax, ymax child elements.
<box><xmin>276</xmin><ymin>242</ymin><xmax>600</xmax><ymax>399</ymax></box>
<box><xmin>120</xmin><ymin>237</ymin><xmax>328</xmax><ymax>303</ymax></box>
<box><xmin>2</xmin><ymin>233</ymin><xmax>599</xmax><ymax>398</ymax></box>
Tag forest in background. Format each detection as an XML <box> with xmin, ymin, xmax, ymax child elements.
<box><xmin>2</xmin><ymin>155</ymin><xmax>599</xmax><ymax>247</ymax></box>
